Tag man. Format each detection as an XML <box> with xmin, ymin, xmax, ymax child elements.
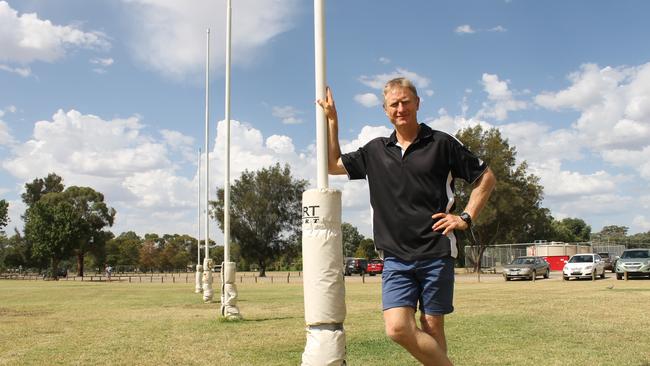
<box><xmin>317</xmin><ymin>78</ymin><xmax>496</xmax><ymax>365</ymax></box>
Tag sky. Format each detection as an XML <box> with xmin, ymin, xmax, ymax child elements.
<box><xmin>1</xmin><ymin>0</ymin><xmax>650</xmax><ymax>243</ymax></box>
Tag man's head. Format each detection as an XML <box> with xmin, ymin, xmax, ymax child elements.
<box><xmin>383</xmin><ymin>78</ymin><xmax>420</xmax><ymax>128</ymax></box>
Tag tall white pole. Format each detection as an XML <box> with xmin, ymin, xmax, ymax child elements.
<box><xmin>315</xmin><ymin>0</ymin><xmax>328</xmax><ymax>189</ymax></box>
<box><xmin>221</xmin><ymin>0</ymin><xmax>241</xmax><ymax>320</ymax></box>
<box><xmin>202</xmin><ymin>27</ymin><xmax>214</xmax><ymax>302</ymax></box>
<box><xmin>195</xmin><ymin>148</ymin><xmax>203</xmax><ymax>293</ymax></box>
<box><xmin>197</xmin><ymin>148</ymin><xmax>202</xmax><ymax>264</ymax></box>
<box><xmin>301</xmin><ymin>1</ymin><xmax>346</xmax><ymax>363</ymax></box>
<box><xmin>204</xmin><ymin>28</ymin><xmax>211</xmax><ymax>263</ymax></box>
<box><xmin>224</xmin><ymin>0</ymin><xmax>232</xmax><ymax>264</ymax></box>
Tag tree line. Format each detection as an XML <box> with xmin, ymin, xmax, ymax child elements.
<box><xmin>2</xmin><ymin>127</ymin><xmax>649</xmax><ymax>277</ymax></box>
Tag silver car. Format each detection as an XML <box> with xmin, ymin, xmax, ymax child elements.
<box><xmin>615</xmin><ymin>249</ymin><xmax>650</xmax><ymax>280</ymax></box>
<box><xmin>503</xmin><ymin>256</ymin><xmax>550</xmax><ymax>281</ymax></box>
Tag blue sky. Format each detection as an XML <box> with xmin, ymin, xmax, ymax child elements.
<box><xmin>1</xmin><ymin>0</ymin><xmax>650</xmax><ymax>242</ymax></box>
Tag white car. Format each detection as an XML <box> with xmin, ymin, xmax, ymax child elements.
<box><xmin>562</xmin><ymin>253</ymin><xmax>606</xmax><ymax>280</ymax></box>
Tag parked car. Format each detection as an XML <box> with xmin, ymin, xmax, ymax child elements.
<box><xmin>597</xmin><ymin>252</ymin><xmax>615</xmax><ymax>272</ymax></box>
<box><xmin>615</xmin><ymin>249</ymin><xmax>650</xmax><ymax>280</ymax></box>
<box><xmin>366</xmin><ymin>259</ymin><xmax>384</xmax><ymax>276</ymax></box>
<box><xmin>562</xmin><ymin>253</ymin><xmax>606</xmax><ymax>280</ymax></box>
<box><xmin>344</xmin><ymin>258</ymin><xmax>367</xmax><ymax>276</ymax></box>
<box><xmin>502</xmin><ymin>256</ymin><xmax>550</xmax><ymax>281</ymax></box>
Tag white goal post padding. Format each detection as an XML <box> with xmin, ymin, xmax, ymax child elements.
<box><xmin>301</xmin><ymin>188</ymin><xmax>346</xmax><ymax>365</ymax></box>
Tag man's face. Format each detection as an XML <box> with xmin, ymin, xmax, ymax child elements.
<box><xmin>384</xmin><ymin>86</ymin><xmax>420</xmax><ymax>128</ymax></box>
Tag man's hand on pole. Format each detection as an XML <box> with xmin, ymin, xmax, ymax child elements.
<box><xmin>317</xmin><ymin>87</ymin><xmax>346</xmax><ymax>175</ymax></box>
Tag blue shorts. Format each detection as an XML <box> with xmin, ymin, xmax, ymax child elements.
<box><xmin>381</xmin><ymin>256</ymin><xmax>455</xmax><ymax>315</ymax></box>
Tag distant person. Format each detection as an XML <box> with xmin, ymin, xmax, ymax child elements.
<box><xmin>106</xmin><ymin>265</ymin><xmax>112</xmax><ymax>281</ymax></box>
<box><xmin>318</xmin><ymin>78</ymin><xmax>496</xmax><ymax>365</ymax></box>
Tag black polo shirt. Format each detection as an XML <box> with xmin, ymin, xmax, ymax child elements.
<box><xmin>341</xmin><ymin>123</ymin><xmax>487</xmax><ymax>261</ymax></box>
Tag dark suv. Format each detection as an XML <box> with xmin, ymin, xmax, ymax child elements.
<box><xmin>344</xmin><ymin>258</ymin><xmax>367</xmax><ymax>276</ymax></box>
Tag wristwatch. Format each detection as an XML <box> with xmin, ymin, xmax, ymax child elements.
<box><xmin>459</xmin><ymin>212</ymin><xmax>472</xmax><ymax>227</ymax></box>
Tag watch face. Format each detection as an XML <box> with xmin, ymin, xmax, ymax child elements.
<box><xmin>460</xmin><ymin>212</ymin><xmax>471</xmax><ymax>225</ymax></box>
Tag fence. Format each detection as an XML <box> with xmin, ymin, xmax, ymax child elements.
<box><xmin>0</xmin><ymin>271</ymin><xmax>308</xmax><ymax>284</ymax></box>
<box><xmin>464</xmin><ymin>241</ymin><xmax>637</xmax><ymax>270</ymax></box>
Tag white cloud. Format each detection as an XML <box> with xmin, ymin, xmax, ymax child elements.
<box><xmin>160</xmin><ymin>129</ymin><xmax>195</xmax><ymax>162</ymax></box>
<box><xmin>632</xmin><ymin>215</ymin><xmax>650</xmax><ymax>232</ymax></box>
<box><xmin>455</xmin><ymin>24</ymin><xmax>507</xmax><ymax>35</ymax></box>
<box><xmin>1</xmin><ymin>109</ymin><xmax>202</xmax><ymax>235</ymax></box>
<box><xmin>535</xmin><ymin>64</ymin><xmax>626</xmax><ymax>111</ymax></box>
<box><xmin>488</xmin><ymin>25</ymin><xmax>507</xmax><ymax>32</ymax></box>
<box><xmin>477</xmin><ymin>73</ymin><xmax>527</xmax><ymax>121</ymax></box>
<box><xmin>354</xmin><ymin>93</ymin><xmax>381</xmax><ymax>108</ymax></box>
<box><xmin>378</xmin><ymin>57</ymin><xmax>391</xmax><ymax>65</ymax></box>
<box><xmin>423</xmin><ymin>115</ymin><xmax>491</xmax><ymax>137</ymax></box>
<box><xmin>534</xmin><ymin>62</ymin><xmax>650</xmax><ymax>181</ymax></box>
<box><xmin>340</xmin><ymin>125</ymin><xmax>393</xmax><ymax>153</ymax></box>
<box><xmin>529</xmin><ymin>160</ymin><xmax>619</xmax><ymax>197</ymax></box>
<box><xmin>90</xmin><ymin>57</ymin><xmax>114</xmax><ymax>73</ymax></box>
<box><xmin>0</xmin><ymin>64</ymin><xmax>31</xmax><ymax>77</ymax></box>
<box><xmin>122</xmin><ymin>0</ymin><xmax>301</xmax><ymax>80</ymax></box>
<box><xmin>271</xmin><ymin>105</ymin><xmax>303</xmax><ymax>125</ymax></box>
<box><xmin>90</xmin><ymin>57</ymin><xmax>114</xmax><ymax>67</ymax></box>
<box><xmin>499</xmin><ymin>121</ymin><xmax>583</xmax><ymax>163</ymax></box>
<box><xmin>548</xmin><ymin>193</ymin><xmax>633</xmax><ymax>220</ymax></box>
<box><xmin>424</xmin><ymin>90</ymin><xmax>434</xmax><ymax>97</ymax></box>
<box><xmin>455</xmin><ymin>25</ymin><xmax>475</xmax><ymax>34</ymax></box>
<box><xmin>0</xmin><ymin>120</ymin><xmax>16</xmax><ymax>146</ymax></box>
<box><xmin>359</xmin><ymin>67</ymin><xmax>431</xmax><ymax>91</ymax></box>
<box><xmin>0</xmin><ymin>1</ymin><xmax>110</xmax><ymax>64</ymax></box>
<box><xmin>266</xmin><ymin>134</ymin><xmax>295</xmax><ymax>155</ymax></box>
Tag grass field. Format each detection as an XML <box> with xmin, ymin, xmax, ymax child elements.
<box><xmin>1</xmin><ymin>273</ymin><xmax>649</xmax><ymax>365</ymax></box>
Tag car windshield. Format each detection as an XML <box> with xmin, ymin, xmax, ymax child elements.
<box><xmin>621</xmin><ymin>250</ymin><xmax>650</xmax><ymax>259</ymax></box>
<box><xmin>598</xmin><ymin>253</ymin><xmax>609</xmax><ymax>258</ymax></box>
<box><xmin>511</xmin><ymin>258</ymin><xmax>534</xmax><ymax>265</ymax></box>
<box><xmin>569</xmin><ymin>255</ymin><xmax>593</xmax><ymax>263</ymax></box>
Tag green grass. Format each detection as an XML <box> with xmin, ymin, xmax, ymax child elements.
<box><xmin>1</xmin><ymin>274</ymin><xmax>649</xmax><ymax>365</ymax></box>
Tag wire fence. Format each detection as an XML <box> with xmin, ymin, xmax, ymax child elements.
<box><xmin>464</xmin><ymin>241</ymin><xmax>645</xmax><ymax>270</ymax></box>
<box><xmin>0</xmin><ymin>271</ymin><xmax>310</xmax><ymax>284</ymax></box>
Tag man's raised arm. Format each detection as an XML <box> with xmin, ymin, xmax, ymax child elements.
<box><xmin>317</xmin><ymin>87</ymin><xmax>347</xmax><ymax>175</ymax></box>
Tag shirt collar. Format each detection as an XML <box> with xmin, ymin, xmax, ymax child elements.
<box><xmin>386</xmin><ymin>123</ymin><xmax>433</xmax><ymax>146</ymax></box>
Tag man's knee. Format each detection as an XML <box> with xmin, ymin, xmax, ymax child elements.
<box><xmin>384</xmin><ymin>313</ymin><xmax>416</xmax><ymax>344</ymax></box>
<box><xmin>420</xmin><ymin>314</ymin><xmax>444</xmax><ymax>335</ymax></box>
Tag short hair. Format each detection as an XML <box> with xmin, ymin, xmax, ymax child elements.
<box><xmin>383</xmin><ymin>78</ymin><xmax>419</xmax><ymax>104</ymax></box>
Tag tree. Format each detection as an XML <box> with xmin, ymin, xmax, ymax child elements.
<box><xmin>58</xmin><ymin>186</ymin><xmax>116</xmax><ymax>276</ymax></box>
<box><xmin>341</xmin><ymin>222</ymin><xmax>364</xmax><ymax>258</ymax></box>
<box><xmin>21</xmin><ymin>173</ymin><xmax>64</xmax><ymax>210</ymax></box>
<box><xmin>211</xmin><ymin>163</ymin><xmax>308</xmax><ymax>277</ymax></box>
<box><xmin>24</xmin><ymin>193</ymin><xmax>82</xmax><ymax>279</ymax></box>
<box><xmin>106</xmin><ymin>231</ymin><xmax>141</xmax><ymax>270</ymax></box>
<box><xmin>0</xmin><ymin>199</ymin><xmax>9</xmax><ymax>233</ymax></box>
<box><xmin>354</xmin><ymin>238</ymin><xmax>376</xmax><ymax>259</ymax></box>
<box><xmin>138</xmin><ymin>240</ymin><xmax>159</xmax><ymax>272</ymax></box>
<box><xmin>454</xmin><ymin>126</ymin><xmax>551</xmax><ymax>276</ymax></box>
<box><xmin>594</xmin><ymin>225</ymin><xmax>629</xmax><ymax>243</ymax></box>
<box><xmin>550</xmin><ymin>218</ymin><xmax>591</xmax><ymax>242</ymax></box>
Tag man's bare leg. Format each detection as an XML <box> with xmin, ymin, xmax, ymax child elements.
<box><xmin>383</xmin><ymin>307</ymin><xmax>453</xmax><ymax>366</ymax></box>
<box><xmin>420</xmin><ymin>314</ymin><xmax>447</xmax><ymax>355</ymax></box>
